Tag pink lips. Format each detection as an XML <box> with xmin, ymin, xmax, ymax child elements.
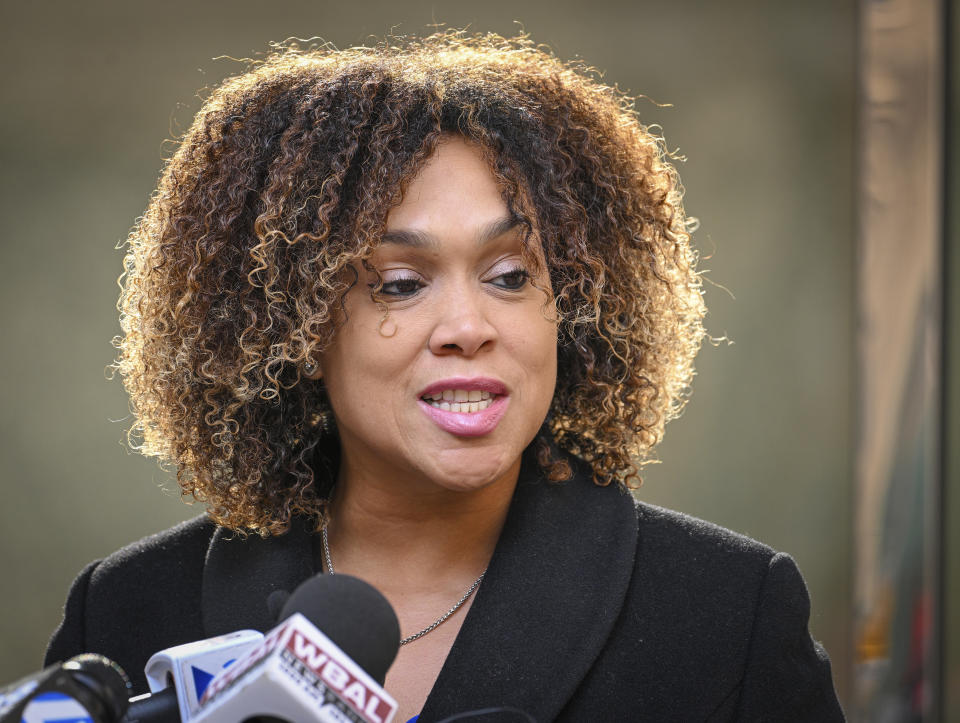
<box><xmin>417</xmin><ymin>377</ymin><xmax>509</xmax><ymax>437</ymax></box>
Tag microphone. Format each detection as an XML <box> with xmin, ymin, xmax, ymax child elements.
<box><xmin>194</xmin><ymin>574</ymin><xmax>401</xmax><ymax>723</ymax></box>
<box><xmin>278</xmin><ymin>573</ymin><xmax>400</xmax><ymax>687</ymax></box>
<box><xmin>16</xmin><ymin>574</ymin><xmax>399</xmax><ymax>722</ymax></box>
<box><xmin>0</xmin><ymin>653</ymin><xmax>131</xmax><ymax>723</ymax></box>
<box><xmin>120</xmin><ymin>629</ymin><xmax>265</xmax><ymax>723</ymax></box>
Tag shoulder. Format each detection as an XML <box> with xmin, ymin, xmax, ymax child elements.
<box><xmin>90</xmin><ymin>513</ymin><xmax>216</xmax><ymax>585</ymax></box>
<box><xmin>627</xmin><ymin>499</ymin><xmax>798</xmax><ymax>644</ymax></box>
<box><xmin>623</xmin><ymin>496</ymin><xmax>778</xmax><ymax>604</ymax></box>
<box><xmin>561</xmin><ymin>450</ymin><xmax>776</xmax><ymax>573</ymax></box>
<box><xmin>634</xmin><ymin>498</ymin><xmax>774</xmax><ymax>558</ymax></box>
<box><xmin>46</xmin><ymin>515</ymin><xmax>216</xmax><ymax>683</ymax></box>
<box><xmin>86</xmin><ymin>514</ymin><xmax>216</xmax><ymax>630</ymax></box>
<box><xmin>605</xmin><ymin>500</ymin><xmax>843</xmax><ymax>721</ymax></box>
<box><xmin>630</xmin><ymin>500</ymin><xmax>821</xmax><ymax>632</ymax></box>
<box><xmin>632</xmin><ymin>499</ymin><xmax>777</xmax><ymax>583</ymax></box>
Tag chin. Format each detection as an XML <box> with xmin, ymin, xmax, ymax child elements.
<box><xmin>425</xmin><ymin>447</ymin><xmax>518</xmax><ymax>492</ymax></box>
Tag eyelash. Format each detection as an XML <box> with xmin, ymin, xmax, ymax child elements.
<box><xmin>374</xmin><ymin>266</ymin><xmax>530</xmax><ymax>298</ymax></box>
<box><xmin>378</xmin><ymin>276</ymin><xmax>424</xmax><ymax>297</ymax></box>
<box><xmin>489</xmin><ymin>267</ymin><xmax>530</xmax><ymax>291</ymax></box>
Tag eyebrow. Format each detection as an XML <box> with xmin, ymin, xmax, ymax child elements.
<box><xmin>381</xmin><ymin>215</ymin><xmax>523</xmax><ymax>248</ymax></box>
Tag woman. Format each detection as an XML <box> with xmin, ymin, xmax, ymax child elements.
<box><xmin>46</xmin><ymin>32</ymin><xmax>844</xmax><ymax>721</ymax></box>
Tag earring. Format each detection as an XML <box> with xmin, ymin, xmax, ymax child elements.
<box><xmin>321</xmin><ymin>410</ymin><xmax>334</xmax><ymax>435</ymax></box>
<box><xmin>304</xmin><ymin>360</ymin><xmax>319</xmax><ymax>377</ymax></box>
<box><xmin>308</xmin><ymin>408</ymin><xmax>334</xmax><ymax>435</ymax></box>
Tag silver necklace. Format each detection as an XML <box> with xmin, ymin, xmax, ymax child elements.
<box><xmin>321</xmin><ymin>524</ymin><xmax>486</xmax><ymax>646</ymax></box>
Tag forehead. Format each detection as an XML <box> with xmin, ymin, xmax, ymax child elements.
<box><xmin>385</xmin><ymin>136</ymin><xmax>509</xmax><ymax>233</ymax></box>
<box><xmin>372</xmin><ymin>135</ymin><xmax>545</xmax><ymax>264</ymax></box>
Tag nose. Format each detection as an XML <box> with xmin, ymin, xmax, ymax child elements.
<box><xmin>427</xmin><ymin>287</ymin><xmax>498</xmax><ymax>357</ymax></box>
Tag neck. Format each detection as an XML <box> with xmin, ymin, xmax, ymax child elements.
<box><xmin>324</xmin><ymin>455</ymin><xmax>521</xmax><ymax>588</ymax></box>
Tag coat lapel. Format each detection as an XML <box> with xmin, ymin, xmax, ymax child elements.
<box><xmin>201</xmin><ymin>517</ymin><xmax>317</xmax><ymax>636</ymax></box>
<box><xmin>419</xmin><ymin>454</ymin><xmax>639</xmax><ymax>722</ymax></box>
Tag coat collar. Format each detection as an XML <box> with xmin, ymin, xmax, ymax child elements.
<box><xmin>201</xmin><ymin>517</ymin><xmax>317</xmax><ymax>636</ymax></box>
<box><xmin>200</xmin><ymin>451</ymin><xmax>639</xmax><ymax>722</ymax></box>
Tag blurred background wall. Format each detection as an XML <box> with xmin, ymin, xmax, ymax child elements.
<box><xmin>0</xmin><ymin>0</ymin><xmax>856</xmax><ymax>711</ymax></box>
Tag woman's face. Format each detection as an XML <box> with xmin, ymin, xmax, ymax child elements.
<box><xmin>317</xmin><ymin>136</ymin><xmax>558</xmax><ymax>495</ymax></box>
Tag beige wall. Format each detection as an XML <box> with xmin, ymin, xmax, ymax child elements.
<box><xmin>0</xmin><ymin>0</ymin><xmax>855</xmax><ymax>707</ymax></box>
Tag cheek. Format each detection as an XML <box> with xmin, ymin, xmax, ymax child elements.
<box><xmin>508</xmin><ymin>311</ymin><xmax>559</xmax><ymax>381</ymax></box>
<box><xmin>320</xmin><ymin>313</ymin><xmax>428</xmax><ymax>401</ymax></box>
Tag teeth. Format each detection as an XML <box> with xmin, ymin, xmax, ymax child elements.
<box><xmin>425</xmin><ymin>396</ymin><xmax>495</xmax><ymax>413</ymax></box>
<box><xmin>442</xmin><ymin>390</ymin><xmax>454</xmax><ymax>401</ymax></box>
<box><xmin>468</xmin><ymin>390</ymin><xmax>481</xmax><ymax>402</ymax></box>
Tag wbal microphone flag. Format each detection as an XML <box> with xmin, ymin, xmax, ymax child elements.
<box><xmin>194</xmin><ymin>612</ymin><xmax>398</xmax><ymax>723</ymax></box>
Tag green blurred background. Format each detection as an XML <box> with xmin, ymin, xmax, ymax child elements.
<box><xmin>0</xmin><ymin>0</ymin><xmax>855</xmax><ymax>709</ymax></box>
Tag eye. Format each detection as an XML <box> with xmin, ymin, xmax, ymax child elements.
<box><xmin>376</xmin><ymin>272</ymin><xmax>425</xmax><ymax>298</ymax></box>
<box><xmin>489</xmin><ymin>266</ymin><xmax>530</xmax><ymax>291</ymax></box>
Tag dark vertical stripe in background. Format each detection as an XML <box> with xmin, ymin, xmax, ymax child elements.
<box><xmin>942</xmin><ymin>0</ymin><xmax>959</xmax><ymax>719</ymax></box>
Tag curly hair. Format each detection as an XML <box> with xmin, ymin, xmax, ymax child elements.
<box><xmin>114</xmin><ymin>31</ymin><xmax>706</xmax><ymax>535</ymax></box>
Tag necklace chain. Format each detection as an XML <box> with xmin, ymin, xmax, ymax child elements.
<box><xmin>321</xmin><ymin>525</ymin><xmax>486</xmax><ymax>646</ymax></box>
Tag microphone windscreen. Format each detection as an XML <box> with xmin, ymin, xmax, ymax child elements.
<box><xmin>279</xmin><ymin>574</ymin><xmax>400</xmax><ymax>685</ymax></box>
<box><xmin>266</xmin><ymin>589</ymin><xmax>291</xmax><ymax>622</ymax></box>
<box><xmin>64</xmin><ymin>654</ymin><xmax>132</xmax><ymax>720</ymax></box>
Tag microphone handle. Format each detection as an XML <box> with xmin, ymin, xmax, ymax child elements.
<box><xmin>121</xmin><ymin>686</ymin><xmax>180</xmax><ymax>723</ymax></box>
<box><xmin>121</xmin><ymin>688</ymin><xmax>292</xmax><ymax>723</ymax></box>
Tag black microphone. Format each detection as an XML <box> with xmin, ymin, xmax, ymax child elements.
<box><xmin>193</xmin><ymin>573</ymin><xmax>401</xmax><ymax>722</ymax></box>
<box><xmin>0</xmin><ymin>653</ymin><xmax>132</xmax><ymax>723</ymax></box>
<box><xmin>278</xmin><ymin>573</ymin><xmax>401</xmax><ymax>686</ymax></box>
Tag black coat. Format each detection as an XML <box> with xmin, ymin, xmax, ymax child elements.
<box><xmin>46</xmin><ymin>454</ymin><xmax>844</xmax><ymax>721</ymax></box>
